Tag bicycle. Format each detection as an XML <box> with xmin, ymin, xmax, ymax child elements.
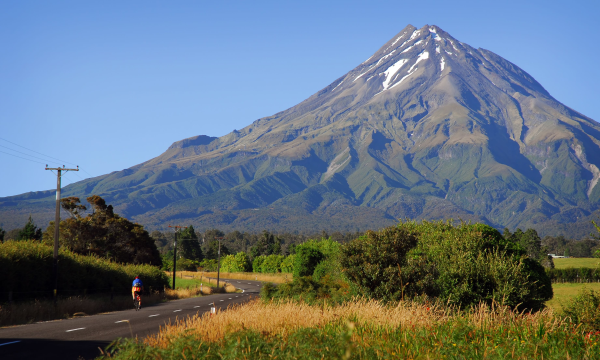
<box><xmin>133</xmin><ymin>292</ymin><xmax>141</xmax><ymax>311</ymax></box>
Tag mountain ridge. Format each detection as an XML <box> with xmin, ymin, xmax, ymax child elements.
<box><xmin>2</xmin><ymin>24</ymin><xmax>599</xmax><ymax>237</ymax></box>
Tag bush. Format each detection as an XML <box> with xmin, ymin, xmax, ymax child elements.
<box><xmin>563</xmin><ymin>289</ymin><xmax>600</xmax><ymax>332</ymax></box>
<box><xmin>253</xmin><ymin>255</ymin><xmax>267</xmax><ymax>273</ymax></box>
<box><xmin>0</xmin><ymin>240</ymin><xmax>168</xmax><ymax>301</ymax></box>
<box><xmin>176</xmin><ymin>258</ymin><xmax>198</xmax><ymax>271</ymax></box>
<box><xmin>260</xmin><ymin>255</ymin><xmax>284</xmax><ymax>273</ymax></box>
<box><xmin>280</xmin><ymin>254</ymin><xmax>295</xmax><ymax>273</ymax></box>
<box><xmin>546</xmin><ymin>267</ymin><xmax>600</xmax><ymax>282</ymax></box>
<box><xmin>198</xmin><ymin>259</ymin><xmax>218</xmax><ymax>272</ymax></box>
<box><xmin>341</xmin><ymin>221</ymin><xmax>553</xmax><ymax>310</ymax></box>
<box><xmin>341</xmin><ymin>226</ymin><xmax>418</xmax><ymax>302</ymax></box>
<box><xmin>293</xmin><ymin>246</ymin><xmax>324</xmax><ymax>277</ymax></box>
<box><xmin>260</xmin><ymin>275</ymin><xmax>350</xmax><ymax>304</ymax></box>
<box><xmin>220</xmin><ymin>252</ymin><xmax>252</xmax><ymax>272</ymax></box>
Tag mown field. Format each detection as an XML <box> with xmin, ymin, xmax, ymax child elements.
<box><xmin>554</xmin><ymin>257</ymin><xmax>599</xmax><ymax>269</ymax></box>
<box><xmin>546</xmin><ymin>282</ymin><xmax>600</xmax><ymax>313</ymax></box>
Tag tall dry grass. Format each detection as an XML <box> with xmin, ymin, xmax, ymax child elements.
<box><xmin>162</xmin><ymin>284</ymin><xmax>237</xmax><ymax>300</ymax></box>
<box><xmin>145</xmin><ymin>298</ymin><xmax>562</xmax><ymax>348</ymax></box>
<box><xmin>0</xmin><ymin>293</ymin><xmax>164</xmax><ymax>327</ymax></box>
<box><xmin>199</xmin><ymin>271</ymin><xmax>291</xmax><ymax>283</ymax></box>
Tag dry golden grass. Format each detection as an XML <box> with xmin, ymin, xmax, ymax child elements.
<box><xmin>162</xmin><ymin>275</ymin><xmax>239</xmax><ymax>300</ymax></box>
<box><xmin>0</xmin><ymin>293</ymin><xmax>164</xmax><ymax>327</ymax></box>
<box><xmin>145</xmin><ymin>298</ymin><xmax>561</xmax><ymax>348</ymax></box>
<box><xmin>164</xmin><ymin>286</ymin><xmax>212</xmax><ymax>300</ymax></box>
<box><xmin>199</xmin><ymin>271</ymin><xmax>292</xmax><ymax>284</ymax></box>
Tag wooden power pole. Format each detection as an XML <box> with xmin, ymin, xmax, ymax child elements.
<box><xmin>45</xmin><ymin>164</ymin><xmax>78</xmax><ymax>302</ymax></box>
<box><xmin>168</xmin><ymin>225</ymin><xmax>187</xmax><ymax>290</ymax></box>
<box><xmin>215</xmin><ymin>236</ymin><xmax>224</xmax><ymax>288</ymax></box>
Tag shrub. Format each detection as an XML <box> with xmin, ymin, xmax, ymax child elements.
<box><xmin>293</xmin><ymin>246</ymin><xmax>324</xmax><ymax>277</ymax></box>
<box><xmin>220</xmin><ymin>252</ymin><xmax>252</xmax><ymax>272</ymax></box>
<box><xmin>546</xmin><ymin>267</ymin><xmax>600</xmax><ymax>282</ymax></box>
<box><xmin>198</xmin><ymin>259</ymin><xmax>218</xmax><ymax>272</ymax></box>
<box><xmin>260</xmin><ymin>275</ymin><xmax>350</xmax><ymax>304</ymax></box>
<box><xmin>260</xmin><ymin>255</ymin><xmax>284</xmax><ymax>273</ymax></box>
<box><xmin>341</xmin><ymin>226</ymin><xmax>418</xmax><ymax>302</ymax></box>
<box><xmin>0</xmin><ymin>240</ymin><xmax>168</xmax><ymax>301</ymax></box>
<box><xmin>341</xmin><ymin>221</ymin><xmax>553</xmax><ymax>310</ymax></box>
<box><xmin>563</xmin><ymin>289</ymin><xmax>600</xmax><ymax>332</ymax></box>
<box><xmin>252</xmin><ymin>255</ymin><xmax>267</xmax><ymax>273</ymax></box>
<box><xmin>280</xmin><ymin>254</ymin><xmax>295</xmax><ymax>273</ymax></box>
<box><xmin>176</xmin><ymin>258</ymin><xmax>198</xmax><ymax>271</ymax></box>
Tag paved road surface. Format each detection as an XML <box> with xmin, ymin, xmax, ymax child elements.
<box><xmin>0</xmin><ymin>278</ymin><xmax>264</xmax><ymax>360</ymax></box>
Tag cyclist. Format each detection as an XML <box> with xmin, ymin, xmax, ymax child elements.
<box><xmin>132</xmin><ymin>276</ymin><xmax>144</xmax><ymax>309</ymax></box>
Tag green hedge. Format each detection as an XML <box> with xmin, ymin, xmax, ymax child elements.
<box><xmin>546</xmin><ymin>267</ymin><xmax>600</xmax><ymax>282</ymax></box>
<box><xmin>0</xmin><ymin>240</ymin><xmax>168</xmax><ymax>302</ymax></box>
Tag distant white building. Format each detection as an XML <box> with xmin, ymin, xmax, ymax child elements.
<box><xmin>548</xmin><ymin>254</ymin><xmax>567</xmax><ymax>258</ymax></box>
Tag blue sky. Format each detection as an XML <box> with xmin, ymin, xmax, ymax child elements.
<box><xmin>0</xmin><ymin>0</ymin><xmax>598</xmax><ymax>197</ymax></box>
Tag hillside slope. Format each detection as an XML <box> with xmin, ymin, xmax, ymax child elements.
<box><xmin>2</xmin><ymin>24</ymin><xmax>599</xmax><ymax>237</ymax></box>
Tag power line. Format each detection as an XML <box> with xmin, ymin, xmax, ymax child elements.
<box><xmin>0</xmin><ymin>137</ymin><xmax>95</xmax><ymax>178</ymax></box>
<box><xmin>0</xmin><ymin>149</ymin><xmax>46</xmax><ymax>165</ymax></box>
<box><xmin>0</xmin><ymin>137</ymin><xmax>77</xmax><ymax>166</ymax></box>
<box><xmin>0</xmin><ymin>144</ymin><xmax>64</xmax><ymax>165</ymax></box>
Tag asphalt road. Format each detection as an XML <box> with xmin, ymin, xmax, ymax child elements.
<box><xmin>0</xmin><ymin>278</ymin><xmax>264</xmax><ymax>360</ymax></box>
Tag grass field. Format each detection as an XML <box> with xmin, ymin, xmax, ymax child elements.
<box><xmin>167</xmin><ymin>276</ymin><xmax>211</xmax><ymax>290</ymax></box>
<box><xmin>103</xmin><ymin>298</ymin><xmax>600</xmax><ymax>359</ymax></box>
<box><xmin>553</xmin><ymin>257</ymin><xmax>599</xmax><ymax>268</ymax></box>
<box><xmin>547</xmin><ymin>282</ymin><xmax>600</xmax><ymax>313</ymax></box>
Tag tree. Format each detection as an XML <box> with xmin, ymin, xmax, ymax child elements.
<box><xmin>342</xmin><ymin>221</ymin><xmax>553</xmax><ymax>310</ymax></box>
<box><xmin>592</xmin><ymin>215</ymin><xmax>600</xmax><ymax>241</ymax></box>
<box><xmin>179</xmin><ymin>225</ymin><xmax>203</xmax><ymax>261</ymax></box>
<box><xmin>0</xmin><ymin>225</ymin><xmax>5</xmax><ymax>243</ymax></box>
<box><xmin>42</xmin><ymin>196</ymin><xmax>162</xmax><ymax>266</ymax></box>
<box><xmin>220</xmin><ymin>252</ymin><xmax>252</xmax><ymax>272</ymax></box>
<box><xmin>293</xmin><ymin>245</ymin><xmax>324</xmax><ymax>277</ymax></box>
<box><xmin>504</xmin><ymin>228</ymin><xmax>553</xmax><ymax>268</ymax></box>
<box><xmin>250</xmin><ymin>230</ymin><xmax>281</xmax><ymax>258</ymax></box>
<box><xmin>18</xmin><ymin>216</ymin><xmax>42</xmax><ymax>241</ymax></box>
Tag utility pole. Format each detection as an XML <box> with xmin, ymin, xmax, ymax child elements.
<box><xmin>45</xmin><ymin>165</ymin><xmax>78</xmax><ymax>302</ymax></box>
<box><xmin>216</xmin><ymin>236</ymin><xmax>224</xmax><ymax>288</ymax></box>
<box><xmin>168</xmin><ymin>225</ymin><xmax>187</xmax><ymax>290</ymax></box>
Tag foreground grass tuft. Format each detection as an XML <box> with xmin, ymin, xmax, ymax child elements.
<box><xmin>100</xmin><ymin>299</ymin><xmax>600</xmax><ymax>359</ymax></box>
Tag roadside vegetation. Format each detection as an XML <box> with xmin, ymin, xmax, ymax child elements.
<box><xmin>102</xmin><ymin>220</ymin><xmax>600</xmax><ymax>359</ymax></box>
<box><xmin>103</xmin><ymin>298</ymin><xmax>600</xmax><ymax>359</ymax></box>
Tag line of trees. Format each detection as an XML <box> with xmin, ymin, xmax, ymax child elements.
<box><xmin>150</xmin><ymin>228</ymin><xmax>362</xmax><ymax>271</ymax></box>
<box><xmin>0</xmin><ymin>196</ymin><xmax>162</xmax><ymax>266</ymax></box>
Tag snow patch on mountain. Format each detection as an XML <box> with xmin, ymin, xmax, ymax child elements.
<box><xmin>332</xmin><ymin>80</ymin><xmax>344</xmax><ymax>91</ymax></box>
<box><xmin>376</xmin><ymin>49</ymin><xmax>397</xmax><ymax>65</ymax></box>
<box><xmin>381</xmin><ymin>59</ymin><xmax>409</xmax><ymax>90</ymax></box>
<box><xmin>401</xmin><ymin>40</ymin><xmax>423</xmax><ymax>54</ymax></box>
<box><xmin>408</xmin><ymin>51</ymin><xmax>429</xmax><ymax>73</ymax></box>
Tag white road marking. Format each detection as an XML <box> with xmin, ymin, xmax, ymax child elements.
<box><xmin>115</xmin><ymin>320</ymin><xmax>129</xmax><ymax>323</ymax></box>
<box><xmin>149</xmin><ymin>314</ymin><xmax>159</xmax><ymax>317</ymax></box>
<box><xmin>66</xmin><ymin>328</ymin><xmax>85</xmax><ymax>332</ymax></box>
<box><xmin>248</xmin><ymin>283</ymin><xmax>251</xmax><ymax>284</ymax></box>
<box><xmin>0</xmin><ymin>340</ymin><xmax>21</xmax><ymax>347</ymax></box>
<box><xmin>194</xmin><ymin>306</ymin><xmax>201</xmax><ymax>308</ymax></box>
<box><xmin>173</xmin><ymin>310</ymin><xmax>182</xmax><ymax>312</ymax></box>
<box><xmin>220</xmin><ymin>300</ymin><xmax>224</xmax><ymax>302</ymax></box>
<box><xmin>229</xmin><ymin>298</ymin><xmax>232</xmax><ymax>299</ymax></box>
